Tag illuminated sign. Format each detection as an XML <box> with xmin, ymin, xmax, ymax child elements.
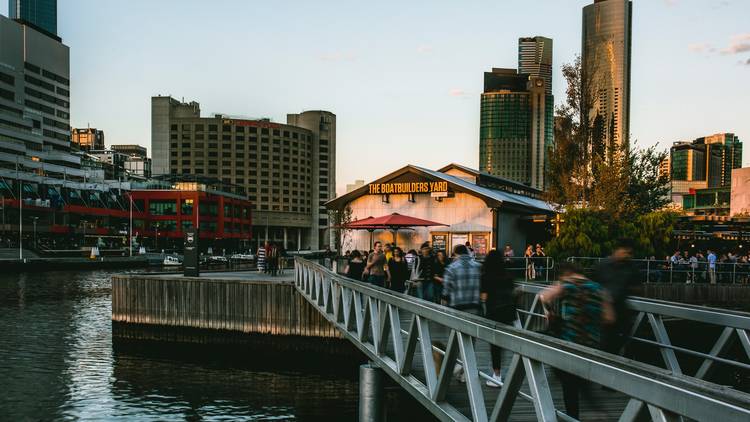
<box><xmin>368</xmin><ymin>181</ymin><xmax>448</xmax><ymax>195</ymax></box>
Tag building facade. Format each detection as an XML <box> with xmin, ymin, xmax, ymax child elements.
<box><xmin>0</xmin><ymin>14</ymin><xmax>85</xmax><ymax>191</ymax></box>
<box><xmin>9</xmin><ymin>0</ymin><xmax>56</xmax><ymax>37</ymax></box>
<box><xmin>151</xmin><ymin>96</ymin><xmax>335</xmax><ymax>250</ymax></box>
<box><xmin>112</xmin><ymin>144</ymin><xmax>151</xmax><ymax>178</ymax></box>
<box><xmin>479</xmin><ymin>67</ymin><xmax>553</xmax><ymax>190</ymax></box>
<box><xmin>518</xmin><ymin>36</ymin><xmax>553</xmax><ymax>96</ymax></box>
<box><xmin>669</xmin><ymin>133</ymin><xmax>743</xmax><ymax>211</ymax></box>
<box><xmin>326</xmin><ymin>163</ymin><xmax>553</xmax><ymax>256</ymax></box>
<box><xmin>71</xmin><ymin>127</ymin><xmax>104</xmax><ymax>151</ymax></box>
<box><xmin>582</xmin><ymin>0</ymin><xmax>632</xmax><ymax>152</ymax></box>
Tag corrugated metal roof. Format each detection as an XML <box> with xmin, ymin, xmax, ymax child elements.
<box><xmin>413</xmin><ymin>165</ymin><xmax>555</xmax><ymax>213</ymax></box>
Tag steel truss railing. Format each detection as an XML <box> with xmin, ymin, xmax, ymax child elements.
<box><xmin>516</xmin><ymin>282</ymin><xmax>750</xmax><ymax>383</ymax></box>
<box><xmin>294</xmin><ymin>258</ymin><xmax>750</xmax><ymax>422</ymax></box>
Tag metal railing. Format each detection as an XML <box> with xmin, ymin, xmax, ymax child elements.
<box><xmin>516</xmin><ymin>282</ymin><xmax>750</xmax><ymax>383</ymax></box>
<box><xmin>568</xmin><ymin>256</ymin><xmax>750</xmax><ymax>284</ymax></box>
<box><xmin>294</xmin><ymin>257</ymin><xmax>750</xmax><ymax>422</ymax></box>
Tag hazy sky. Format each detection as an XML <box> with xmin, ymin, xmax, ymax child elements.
<box><xmin>2</xmin><ymin>0</ymin><xmax>748</xmax><ymax>193</ymax></box>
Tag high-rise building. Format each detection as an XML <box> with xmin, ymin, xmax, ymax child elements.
<box><xmin>71</xmin><ymin>127</ymin><xmax>104</xmax><ymax>151</ymax></box>
<box><xmin>0</xmin><ymin>13</ymin><xmax>76</xmax><ymax>181</ymax></box>
<box><xmin>582</xmin><ymin>0</ymin><xmax>632</xmax><ymax>152</ymax></box>
<box><xmin>479</xmin><ymin>66</ymin><xmax>553</xmax><ymax>191</ymax></box>
<box><xmin>9</xmin><ymin>0</ymin><xmax>57</xmax><ymax>37</ymax></box>
<box><xmin>669</xmin><ymin>133</ymin><xmax>743</xmax><ymax>205</ymax></box>
<box><xmin>518</xmin><ymin>36</ymin><xmax>553</xmax><ymax>96</ymax></box>
<box><xmin>151</xmin><ymin>96</ymin><xmax>336</xmax><ymax>250</ymax></box>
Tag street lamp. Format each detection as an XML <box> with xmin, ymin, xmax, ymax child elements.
<box><xmin>30</xmin><ymin>216</ymin><xmax>38</xmax><ymax>249</ymax></box>
<box><xmin>155</xmin><ymin>222</ymin><xmax>160</xmax><ymax>253</ymax></box>
<box><xmin>80</xmin><ymin>219</ymin><xmax>87</xmax><ymax>248</ymax></box>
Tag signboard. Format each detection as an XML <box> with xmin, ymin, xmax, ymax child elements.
<box><xmin>451</xmin><ymin>233</ymin><xmax>468</xmax><ymax>252</ymax></box>
<box><xmin>183</xmin><ymin>228</ymin><xmax>200</xmax><ymax>277</ymax></box>
<box><xmin>472</xmin><ymin>234</ymin><xmax>488</xmax><ymax>256</ymax></box>
<box><xmin>431</xmin><ymin>234</ymin><xmax>447</xmax><ymax>252</ymax></box>
<box><xmin>368</xmin><ymin>181</ymin><xmax>448</xmax><ymax>195</ymax></box>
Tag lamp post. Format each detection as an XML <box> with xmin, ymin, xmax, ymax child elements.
<box><xmin>155</xmin><ymin>222</ymin><xmax>159</xmax><ymax>253</ymax></box>
<box><xmin>81</xmin><ymin>219</ymin><xmax>87</xmax><ymax>248</ymax></box>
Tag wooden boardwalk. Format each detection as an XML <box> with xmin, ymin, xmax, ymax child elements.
<box><xmin>394</xmin><ymin>310</ymin><xmax>631</xmax><ymax>421</ymax></box>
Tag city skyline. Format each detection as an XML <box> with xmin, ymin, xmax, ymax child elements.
<box><xmin>1</xmin><ymin>0</ymin><xmax>748</xmax><ymax>194</ymax></box>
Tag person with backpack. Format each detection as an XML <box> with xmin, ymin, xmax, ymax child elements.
<box><xmin>540</xmin><ymin>263</ymin><xmax>615</xmax><ymax>419</ymax></box>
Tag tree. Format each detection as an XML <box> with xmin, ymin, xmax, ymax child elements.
<box><xmin>329</xmin><ymin>205</ymin><xmax>353</xmax><ymax>253</ymax></box>
<box><xmin>547</xmin><ymin>56</ymin><xmax>671</xmax><ymax>218</ymax></box>
<box><xmin>625</xmin><ymin>144</ymin><xmax>671</xmax><ymax>216</ymax></box>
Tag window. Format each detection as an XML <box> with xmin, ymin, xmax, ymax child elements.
<box><xmin>209</xmin><ymin>124</ymin><xmax>218</xmax><ymax>131</ymax></box>
<box><xmin>199</xmin><ymin>202</ymin><xmax>218</xmax><ymax>216</ymax></box>
<box><xmin>181</xmin><ymin>220</ymin><xmax>194</xmax><ymax>232</ymax></box>
<box><xmin>149</xmin><ymin>200</ymin><xmax>177</xmax><ymax>215</ymax></box>
<box><xmin>181</xmin><ymin>199</ymin><xmax>194</xmax><ymax>215</ymax></box>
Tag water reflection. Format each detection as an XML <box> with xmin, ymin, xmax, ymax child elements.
<box><xmin>0</xmin><ymin>270</ymin><xmax>431</xmax><ymax>421</ymax></box>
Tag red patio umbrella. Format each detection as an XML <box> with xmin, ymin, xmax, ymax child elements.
<box><xmin>346</xmin><ymin>213</ymin><xmax>446</xmax><ymax>246</ymax></box>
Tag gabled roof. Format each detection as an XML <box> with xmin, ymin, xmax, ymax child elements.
<box><xmin>327</xmin><ymin>164</ymin><xmax>555</xmax><ymax>214</ymax></box>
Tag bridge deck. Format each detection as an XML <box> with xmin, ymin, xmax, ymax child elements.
<box><xmin>396</xmin><ymin>311</ymin><xmax>630</xmax><ymax>421</ymax></box>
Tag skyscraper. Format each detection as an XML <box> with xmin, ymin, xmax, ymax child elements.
<box><xmin>582</xmin><ymin>0</ymin><xmax>632</xmax><ymax>153</ymax></box>
<box><xmin>479</xmin><ymin>68</ymin><xmax>552</xmax><ymax>190</ymax></box>
<box><xmin>9</xmin><ymin>0</ymin><xmax>57</xmax><ymax>36</ymax></box>
<box><xmin>518</xmin><ymin>36</ymin><xmax>553</xmax><ymax>96</ymax></box>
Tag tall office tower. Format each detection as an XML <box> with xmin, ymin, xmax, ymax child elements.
<box><xmin>9</xmin><ymin>0</ymin><xmax>57</xmax><ymax>36</ymax></box>
<box><xmin>0</xmin><ymin>14</ymin><xmax>75</xmax><ymax>178</ymax></box>
<box><xmin>582</xmin><ymin>0</ymin><xmax>632</xmax><ymax>154</ymax></box>
<box><xmin>518</xmin><ymin>36</ymin><xmax>553</xmax><ymax>96</ymax></box>
<box><xmin>479</xmin><ymin>68</ymin><xmax>552</xmax><ymax>190</ymax></box>
<box><xmin>151</xmin><ymin>96</ymin><xmax>336</xmax><ymax>249</ymax></box>
<box><xmin>71</xmin><ymin>127</ymin><xmax>104</xmax><ymax>151</ymax></box>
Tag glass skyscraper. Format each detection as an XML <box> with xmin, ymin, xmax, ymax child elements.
<box><xmin>582</xmin><ymin>0</ymin><xmax>632</xmax><ymax>152</ymax></box>
<box><xmin>9</xmin><ymin>0</ymin><xmax>57</xmax><ymax>36</ymax></box>
<box><xmin>518</xmin><ymin>36</ymin><xmax>553</xmax><ymax>96</ymax></box>
<box><xmin>479</xmin><ymin>67</ymin><xmax>553</xmax><ymax>191</ymax></box>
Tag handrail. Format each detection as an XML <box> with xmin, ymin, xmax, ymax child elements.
<box><xmin>567</xmin><ymin>256</ymin><xmax>750</xmax><ymax>284</ymax></box>
<box><xmin>294</xmin><ymin>257</ymin><xmax>750</xmax><ymax>422</ymax></box>
<box><xmin>516</xmin><ymin>280</ymin><xmax>750</xmax><ymax>381</ymax></box>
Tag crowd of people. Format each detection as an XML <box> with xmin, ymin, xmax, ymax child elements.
<box><xmin>340</xmin><ymin>239</ymin><xmax>640</xmax><ymax>419</ymax></box>
<box><xmin>652</xmin><ymin>248</ymin><xmax>750</xmax><ymax>284</ymax></box>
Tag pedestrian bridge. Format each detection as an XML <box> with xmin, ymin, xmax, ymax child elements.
<box><xmin>294</xmin><ymin>257</ymin><xmax>750</xmax><ymax>422</ymax></box>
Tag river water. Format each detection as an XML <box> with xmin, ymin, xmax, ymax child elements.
<box><xmin>0</xmin><ymin>270</ymin><xmax>429</xmax><ymax>421</ymax></box>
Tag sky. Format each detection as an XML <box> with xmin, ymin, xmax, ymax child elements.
<box><xmin>2</xmin><ymin>0</ymin><xmax>748</xmax><ymax>194</ymax></box>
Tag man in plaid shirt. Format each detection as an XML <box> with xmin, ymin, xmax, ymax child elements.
<box><xmin>441</xmin><ymin>244</ymin><xmax>481</xmax><ymax>312</ymax></box>
<box><xmin>441</xmin><ymin>243</ymin><xmax>482</xmax><ymax>383</ymax></box>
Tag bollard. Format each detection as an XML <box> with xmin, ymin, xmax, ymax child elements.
<box><xmin>359</xmin><ymin>363</ymin><xmax>384</xmax><ymax>422</ymax></box>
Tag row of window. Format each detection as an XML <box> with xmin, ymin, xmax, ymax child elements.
<box><xmin>24</xmin><ymin>62</ymin><xmax>69</xmax><ymax>86</ymax></box>
<box><xmin>170</xmin><ymin>123</ymin><xmax>311</xmax><ymax>139</ymax></box>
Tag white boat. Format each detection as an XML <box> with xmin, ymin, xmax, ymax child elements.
<box><xmin>163</xmin><ymin>255</ymin><xmax>182</xmax><ymax>266</ymax></box>
<box><xmin>208</xmin><ymin>255</ymin><xmax>228</xmax><ymax>263</ymax></box>
<box><xmin>230</xmin><ymin>253</ymin><xmax>255</xmax><ymax>261</ymax></box>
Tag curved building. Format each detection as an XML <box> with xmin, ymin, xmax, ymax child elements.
<box><xmin>151</xmin><ymin>97</ymin><xmax>335</xmax><ymax>250</ymax></box>
<box><xmin>582</xmin><ymin>0</ymin><xmax>632</xmax><ymax>153</ymax></box>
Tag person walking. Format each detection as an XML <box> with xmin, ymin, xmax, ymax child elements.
<box><xmin>540</xmin><ymin>263</ymin><xmax>614</xmax><ymax>420</ymax></box>
<box><xmin>364</xmin><ymin>241</ymin><xmax>386</xmax><ymax>287</ymax></box>
<box><xmin>386</xmin><ymin>247</ymin><xmax>409</xmax><ymax>293</ymax></box>
<box><xmin>257</xmin><ymin>241</ymin><xmax>267</xmax><ymax>273</ymax></box>
<box><xmin>593</xmin><ymin>239</ymin><xmax>639</xmax><ymax>355</ymax></box>
<box><xmin>441</xmin><ymin>244</ymin><xmax>482</xmax><ymax>382</ymax></box>
<box><xmin>344</xmin><ymin>250</ymin><xmax>366</xmax><ymax>281</ymax></box>
<box><xmin>267</xmin><ymin>242</ymin><xmax>279</xmax><ymax>276</ymax></box>
<box><xmin>480</xmin><ymin>249</ymin><xmax>518</xmax><ymax>387</ymax></box>
<box><xmin>417</xmin><ymin>242</ymin><xmax>436</xmax><ymax>301</ymax></box>
<box><xmin>433</xmin><ymin>250</ymin><xmax>449</xmax><ymax>303</ymax></box>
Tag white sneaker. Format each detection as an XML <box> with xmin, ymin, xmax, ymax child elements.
<box><xmin>485</xmin><ymin>373</ymin><xmax>502</xmax><ymax>388</ymax></box>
